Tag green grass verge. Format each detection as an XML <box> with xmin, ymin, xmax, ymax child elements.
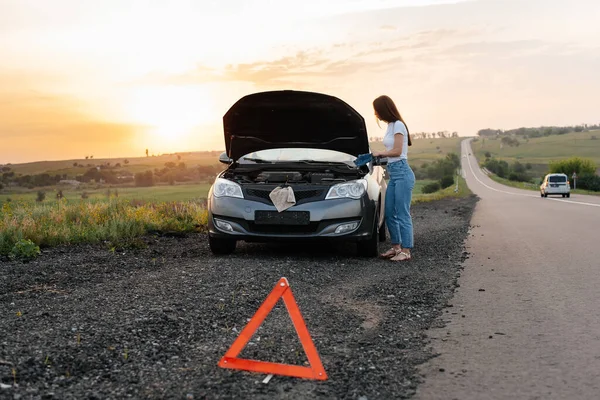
<box><xmin>412</xmin><ymin>175</ymin><xmax>471</xmax><ymax>203</ymax></box>
<box><xmin>0</xmin><ymin>183</ymin><xmax>212</xmax><ymax>205</ymax></box>
<box><xmin>472</xmin><ymin>130</ymin><xmax>600</xmax><ymax>172</ymax></box>
<box><xmin>0</xmin><ymin>198</ymin><xmax>208</xmax><ymax>257</ymax></box>
<box><xmin>370</xmin><ymin>137</ymin><xmax>462</xmax><ymax>168</ymax></box>
<box><xmin>485</xmin><ymin>173</ymin><xmax>599</xmax><ymax>196</ymax></box>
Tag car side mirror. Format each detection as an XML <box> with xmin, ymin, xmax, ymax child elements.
<box><xmin>219</xmin><ymin>152</ymin><xmax>232</xmax><ymax>164</ymax></box>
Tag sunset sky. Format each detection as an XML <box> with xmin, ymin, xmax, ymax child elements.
<box><xmin>1</xmin><ymin>0</ymin><xmax>599</xmax><ymax>163</ymax></box>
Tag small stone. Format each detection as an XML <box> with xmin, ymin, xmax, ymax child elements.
<box><xmin>461</xmin><ymin>315</ymin><xmax>466</xmax><ymax>318</ymax></box>
<box><xmin>489</xmin><ymin>335</ymin><xmax>493</xmax><ymax>339</ymax></box>
<box><xmin>478</xmin><ymin>289</ymin><xmax>485</xmax><ymax>292</ymax></box>
<box><xmin>439</xmin><ymin>368</ymin><xmax>445</xmax><ymax>372</ymax></box>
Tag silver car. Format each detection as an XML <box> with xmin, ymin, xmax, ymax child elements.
<box><xmin>207</xmin><ymin>90</ymin><xmax>388</xmax><ymax>256</ymax></box>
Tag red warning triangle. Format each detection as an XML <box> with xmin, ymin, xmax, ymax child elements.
<box><xmin>218</xmin><ymin>277</ymin><xmax>328</xmax><ymax>380</ymax></box>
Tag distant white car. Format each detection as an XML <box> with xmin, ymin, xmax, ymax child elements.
<box><xmin>540</xmin><ymin>173</ymin><xmax>570</xmax><ymax>198</ymax></box>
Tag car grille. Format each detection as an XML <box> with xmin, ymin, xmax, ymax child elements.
<box><xmin>247</xmin><ymin>222</ymin><xmax>321</xmax><ymax>234</ymax></box>
<box><xmin>245</xmin><ymin>187</ymin><xmax>326</xmax><ymax>205</ymax></box>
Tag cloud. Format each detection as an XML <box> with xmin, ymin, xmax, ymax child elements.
<box><xmin>441</xmin><ymin>39</ymin><xmax>549</xmax><ymax>57</ymax></box>
<box><xmin>134</xmin><ymin>28</ymin><xmax>473</xmax><ymax>89</ymax></box>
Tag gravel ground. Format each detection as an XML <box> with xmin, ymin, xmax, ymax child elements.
<box><xmin>0</xmin><ymin>195</ymin><xmax>477</xmax><ymax>400</ymax></box>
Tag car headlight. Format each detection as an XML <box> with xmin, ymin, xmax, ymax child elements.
<box><xmin>325</xmin><ymin>179</ymin><xmax>367</xmax><ymax>200</ymax></box>
<box><xmin>213</xmin><ymin>178</ymin><xmax>244</xmax><ymax>199</ymax></box>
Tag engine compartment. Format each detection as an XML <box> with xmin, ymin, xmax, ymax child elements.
<box><xmin>223</xmin><ymin>164</ymin><xmax>365</xmax><ymax>186</ymax></box>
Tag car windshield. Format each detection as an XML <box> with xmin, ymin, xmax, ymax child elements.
<box><xmin>238</xmin><ymin>148</ymin><xmax>356</xmax><ymax>164</ymax></box>
<box><xmin>549</xmin><ymin>175</ymin><xmax>567</xmax><ymax>182</ymax></box>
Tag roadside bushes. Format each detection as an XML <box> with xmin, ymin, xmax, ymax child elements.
<box><xmin>549</xmin><ymin>157</ymin><xmax>596</xmax><ymax>176</ymax></box>
<box><xmin>547</xmin><ymin>157</ymin><xmax>599</xmax><ymax>191</ymax></box>
<box><xmin>439</xmin><ymin>175</ymin><xmax>454</xmax><ymax>189</ymax></box>
<box><xmin>422</xmin><ymin>153</ymin><xmax>460</xmax><ymax>180</ymax></box>
<box><xmin>414</xmin><ymin>153</ymin><xmax>460</xmax><ymax>194</ymax></box>
<box><xmin>422</xmin><ymin>182</ymin><xmax>441</xmax><ymax>194</ymax></box>
<box><xmin>483</xmin><ymin>158</ymin><xmax>509</xmax><ymax>178</ymax></box>
<box><xmin>483</xmin><ymin>158</ymin><xmax>532</xmax><ymax>182</ymax></box>
<box><xmin>576</xmin><ymin>174</ymin><xmax>600</xmax><ymax>191</ymax></box>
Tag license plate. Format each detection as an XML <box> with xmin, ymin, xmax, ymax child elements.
<box><xmin>254</xmin><ymin>211</ymin><xmax>310</xmax><ymax>225</ymax></box>
<box><xmin>551</xmin><ymin>184</ymin><xmax>558</xmax><ymax>187</ymax></box>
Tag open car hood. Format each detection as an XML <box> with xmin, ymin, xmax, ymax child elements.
<box><xmin>223</xmin><ymin>90</ymin><xmax>369</xmax><ymax>161</ymax></box>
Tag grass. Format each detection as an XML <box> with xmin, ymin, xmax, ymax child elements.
<box><xmin>484</xmin><ymin>172</ymin><xmax>599</xmax><ymax>196</ymax></box>
<box><xmin>4</xmin><ymin>151</ymin><xmax>223</xmax><ymax>176</ymax></box>
<box><xmin>472</xmin><ymin>130</ymin><xmax>600</xmax><ymax>173</ymax></box>
<box><xmin>0</xmin><ymin>198</ymin><xmax>208</xmax><ymax>257</ymax></box>
<box><xmin>0</xmin><ymin>183</ymin><xmax>212</xmax><ymax>205</ymax></box>
<box><xmin>471</xmin><ymin>130</ymin><xmax>600</xmax><ymax>195</ymax></box>
<box><xmin>370</xmin><ymin>137</ymin><xmax>462</xmax><ymax>168</ymax></box>
<box><xmin>413</xmin><ymin>175</ymin><xmax>471</xmax><ymax>203</ymax></box>
<box><xmin>0</xmin><ymin>139</ymin><xmax>470</xmax><ymax>258</ymax></box>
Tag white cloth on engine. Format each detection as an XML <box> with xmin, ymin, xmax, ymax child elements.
<box><xmin>269</xmin><ymin>186</ymin><xmax>296</xmax><ymax>212</ymax></box>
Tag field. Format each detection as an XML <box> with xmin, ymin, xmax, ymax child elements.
<box><xmin>0</xmin><ymin>183</ymin><xmax>212</xmax><ymax>205</ymax></box>
<box><xmin>0</xmin><ymin>139</ymin><xmax>470</xmax><ymax>257</ymax></box>
<box><xmin>3</xmin><ymin>151</ymin><xmax>223</xmax><ymax>176</ymax></box>
<box><xmin>0</xmin><ymin>178</ymin><xmax>466</xmax><ymax>206</ymax></box>
<box><xmin>1</xmin><ymin>137</ymin><xmax>463</xmax><ymax>207</ymax></box>
<box><xmin>370</xmin><ymin>137</ymin><xmax>462</xmax><ymax>168</ymax></box>
<box><xmin>471</xmin><ymin>130</ymin><xmax>600</xmax><ymax>177</ymax></box>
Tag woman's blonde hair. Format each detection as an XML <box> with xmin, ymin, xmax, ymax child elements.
<box><xmin>373</xmin><ymin>95</ymin><xmax>412</xmax><ymax>146</ymax></box>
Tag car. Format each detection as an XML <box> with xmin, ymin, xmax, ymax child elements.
<box><xmin>540</xmin><ymin>173</ymin><xmax>570</xmax><ymax>198</ymax></box>
<box><xmin>207</xmin><ymin>90</ymin><xmax>388</xmax><ymax>257</ymax></box>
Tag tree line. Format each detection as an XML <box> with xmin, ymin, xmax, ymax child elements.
<box><xmin>477</xmin><ymin>124</ymin><xmax>600</xmax><ymax>138</ymax></box>
<box><xmin>0</xmin><ymin>162</ymin><xmax>224</xmax><ymax>189</ymax></box>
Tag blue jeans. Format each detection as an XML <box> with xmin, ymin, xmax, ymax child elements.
<box><xmin>385</xmin><ymin>160</ymin><xmax>415</xmax><ymax>248</ymax></box>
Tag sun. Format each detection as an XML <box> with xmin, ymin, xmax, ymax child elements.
<box><xmin>127</xmin><ymin>86</ymin><xmax>213</xmax><ymax>149</ymax></box>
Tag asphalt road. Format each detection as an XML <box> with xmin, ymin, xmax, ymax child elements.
<box><xmin>416</xmin><ymin>139</ymin><xmax>600</xmax><ymax>400</ymax></box>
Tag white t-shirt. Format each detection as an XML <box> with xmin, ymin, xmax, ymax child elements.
<box><xmin>382</xmin><ymin>120</ymin><xmax>408</xmax><ymax>163</ymax></box>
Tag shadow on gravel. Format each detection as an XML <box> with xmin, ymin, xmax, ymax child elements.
<box><xmin>0</xmin><ymin>196</ymin><xmax>477</xmax><ymax>400</ymax></box>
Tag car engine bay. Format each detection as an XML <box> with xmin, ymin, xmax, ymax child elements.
<box><xmin>222</xmin><ymin>166</ymin><xmax>366</xmax><ymax>186</ymax></box>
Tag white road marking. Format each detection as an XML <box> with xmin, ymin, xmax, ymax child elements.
<box><xmin>463</xmin><ymin>141</ymin><xmax>600</xmax><ymax>208</ymax></box>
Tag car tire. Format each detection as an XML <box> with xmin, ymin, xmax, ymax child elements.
<box><xmin>378</xmin><ymin>221</ymin><xmax>386</xmax><ymax>242</ymax></box>
<box><xmin>357</xmin><ymin>217</ymin><xmax>379</xmax><ymax>258</ymax></box>
<box><xmin>209</xmin><ymin>235</ymin><xmax>237</xmax><ymax>255</ymax></box>
<box><xmin>567</xmin><ymin>193</ymin><xmax>570</xmax><ymax>198</ymax></box>
<box><xmin>540</xmin><ymin>192</ymin><xmax>544</xmax><ymax>198</ymax></box>
<box><xmin>544</xmin><ymin>193</ymin><xmax>548</xmax><ymax>197</ymax></box>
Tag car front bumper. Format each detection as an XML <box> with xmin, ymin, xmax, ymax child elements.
<box><xmin>543</xmin><ymin>186</ymin><xmax>570</xmax><ymax>194</ymax></box>
<box><xmin>208</xmin><ymin>196</ymin><xmax>377</xmax><ymax>242</ymax></box>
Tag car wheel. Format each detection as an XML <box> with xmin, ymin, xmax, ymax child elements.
<box><xmin>378</xmin><ymin>221</ymin><xmax>386</xmax><ymax>242</ymax></box>
<box><xmin>567</xmin><ymin>193</ymin><xmax>570</xmax><ymax>198</ymax></box>
<box><xmin>544</xmin><ymin>193</ymin><xmax>548</xmax><ymax>197</ymax></box>
<box><xmin>540</xmin><ymin>192</ymin><xmax>544</xmax><ymax>197</ymax></box>
<box><xmin>209</xmin><ymin>235</ymin><xmax>237</xmax><ymax>255</ymax></box>
<box><xmin>357</xmin><ymin>218</ymin><xmax>379</xmax><ymax>258</ymax></box>
<box><xmin>562</xmin><ymin>194</ymin><xmax>565</xmax><ymax>198</ymax></box>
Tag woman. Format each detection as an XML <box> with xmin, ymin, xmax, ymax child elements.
<box><xmin>371</xmin><ymin>95</ymin><xmax>415</xmax><ymax>262</ymax></box>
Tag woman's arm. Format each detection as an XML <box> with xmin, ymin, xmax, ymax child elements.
<box><xmin>373</xmin><ymin>134</ymin><xmax>404</xmax><ymax>158</ymax></box>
